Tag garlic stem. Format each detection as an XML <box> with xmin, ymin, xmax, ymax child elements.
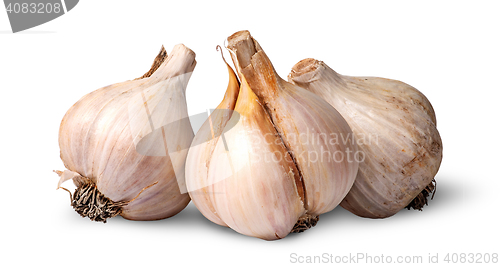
<box><xmin>227</xmin><ymin>30</ymin><xmax>279</xmax><ymax>101</ymax></box>
<box><xmin>135</xmin><ymin>45</ymin><xmax>168</xmax><ymax>80</ymax></box>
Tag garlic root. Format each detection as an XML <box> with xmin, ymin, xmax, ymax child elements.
<box><xmin>68</xmin><ymin>178</ymin><xmax>125</xmax><ymax>222</ymax></box>
<box><xmin>55</xmin><ymin>169</ymin><xmax>159</xmax><ymax>223</ymax></box>
<box><xmin>291</xmin><ymin>214</ymin><xmax>319</xmax><ymax>233</ymax></box>
<box><xmin>406</xmin><ymin>179</ymin><xmax>436</xmax><ymax>210</ymax></box>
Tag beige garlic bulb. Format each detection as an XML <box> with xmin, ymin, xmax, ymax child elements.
<box><xmin>227</xmin><ymin>31</ymin><xmax>359</xmax><ymax>218</ymax></box>
<box><xmin>56</xmin><ymin>44</ymin><xmax>196</xmax><ymax>222</ymax></box>
<box><xmin>185</xmin><ymin>31</ymin><xmax>359</xmax><ymax>240</ymax></box>
<box><xmin>289</xmin><ymin>58</ymin><xmax>442</xmax><ymax>218</ymax></box>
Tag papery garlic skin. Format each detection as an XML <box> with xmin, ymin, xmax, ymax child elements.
<box><xmin>289</xmin><ymin>59</ymin><xmax>442</xmax><ymax>218</ymax></box>
<box><xmin>206</xmin><ymin>78</ymin><xmax>306</xmax><ymax>240</ymax></box>
<box><xmin>227</xmin><ymin>31</ymin><xmax>359</xmax><ymax>216</ymax></box>
<box><xmin>185</xmin><ymin>53</ymin><xmax>239</xmax><ymax>227</ymax></box>
<box><xmin>57</xmin><ymin>45</ymin><xmax>196</xmax><ymax>221</ymax></box>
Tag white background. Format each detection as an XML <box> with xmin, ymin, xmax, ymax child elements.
<box><xmin>1</xmin><ymin>1</ymin><xmax>499</xmax><ymax>266</ymax></box>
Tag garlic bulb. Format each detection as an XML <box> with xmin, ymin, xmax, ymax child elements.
<box><xmin>288</xmin><ymin>58</ymin><xmax>442</xmax><ymax>218</ymax></box>
<box><xmin>56</xmin><ymin>44</ymin><xmax>196</xmax><ymax>222</ymax></box>
<box><xmin>227</xmin><ymin>31</ymin><xmax>359</xmax><ymax>217</ymax></box>
<box><xmin>185</xmin><ymin>31</ymin><xmax>359</xmax><ymax>240</ymax></box>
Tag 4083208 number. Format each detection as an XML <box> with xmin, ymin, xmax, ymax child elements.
<box><xmin>6</xmin><ymin>2</ymin><xmax>62</xmax><ymax>14</ymax></box>
<box><xmin>444</xmin><ymin>253</ymin><xmax>498</xmax><ymax>264</ymax></box>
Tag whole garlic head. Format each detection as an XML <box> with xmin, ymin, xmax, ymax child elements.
<box><xmin>185</xmin><ymin>31</ymin><xmax>359</xmax><ymax>240</ymax></box>
<box><xmin>56</xmin><ymin>44</ymin><xmax>196</xmax><ymax>222</ymax></box>
<box><xmin>289</xmin><ymin>58</ymin><xmax>442</xmax><ymax>218</ymax></box>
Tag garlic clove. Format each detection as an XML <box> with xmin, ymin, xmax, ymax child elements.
<box><xmin>207</xmin><ymin>77</ymin><xmax>306</xmax><ymax>240</ymax></box>
<box><xmin>288</xmin><ymin>58</ymin><xmax>442</xmax><ymax>218</ymax></box>
<box><xmin>227</xmin><ymin>31</ymin><xmax>359</xmax><ymax>216</ymax></box>
<box><xmin>185</xmin><ymin>47</ymin><xmax>240</xmax><ymax>227</ymax></box>
<box><xmin>57</xmin><ymin>44</ymin><xmax>196</xmax><ymax>221</ymax></box>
